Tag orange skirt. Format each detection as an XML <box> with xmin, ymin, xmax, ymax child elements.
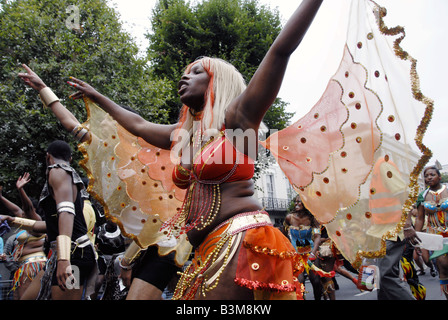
<box><xmin>236</xmin><ymin>225</ymin><xmax>305</xmax><ymax>300</ymax></box>
<box><xmin>173</xmin><ymin>211</ymin><xmax>305</xmax><ymax>300</ymax></box>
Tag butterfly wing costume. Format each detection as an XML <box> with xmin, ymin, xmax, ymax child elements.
<box><xmin>77</xmin><ymin>0</ymin><xmax>433</xmax><ymax>269</ymax></box>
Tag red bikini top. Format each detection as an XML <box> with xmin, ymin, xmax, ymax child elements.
<box><xmin>172</xmin><ymin>131</ymin><xmax>255</xmax><ymax>189</ymax></box>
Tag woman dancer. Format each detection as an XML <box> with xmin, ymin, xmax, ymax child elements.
<box><xmin>0</xmin><ymin>174</ymin><xmax>46</xmax><ymax>299</ymax></box>
<box><xmin>415</xmin><ymin>166</ymin><xmax>448</xmax><ymax>299</ymax></box>
<box><xmin>283</xmin><ymin>195</ymin><xmax>323</xmax><ymax>299</ymax></box>
<box><xmin>59</xmin><ymin>0</ymin><xmax>324</xmax><ymax>300</ymax></box>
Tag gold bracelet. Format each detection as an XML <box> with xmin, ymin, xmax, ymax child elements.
<box><xmin>38</xmin><ymin>87</ymin><xmax>59</xmax><ymax>108</ymax></box>
<box><xmin>56</xmin><ymin>235</ymin><xmax>72</xmax><ymax>261</ymax></box>
<box><xmin>122</xmin><ymin>241</ymin><xmax>143</xmax><ymax>266</ymax></box>
<box><xmin>11</xmin><ymin>217</ymin><xmax>36</xmax><ymax>231</ymax></box>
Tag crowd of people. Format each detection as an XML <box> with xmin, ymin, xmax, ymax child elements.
<box><xmin>0</xmin><ymin>0</ymin><xmax>446</xmax><ymax>301</ymax></box>
<box><xmin>0</xmin><ymin>171</ymin><xmax>128</xmax><ymax>300</ymax></box>
<box><xmin>0</xmin><ymin>167</ymin><xmax>444</xmax><ymax>301</ymax></box>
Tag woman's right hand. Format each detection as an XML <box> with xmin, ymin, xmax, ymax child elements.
<box><xmin>18</xmin><ymin>64</ymin><xmax>47</xmax><ymax>92</ymax></box>
<box><xmin>16</xmin><ymin>172</ymin><xmax>31</xmax><ymax>190</ymax></box>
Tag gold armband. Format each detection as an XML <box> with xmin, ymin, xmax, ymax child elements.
<box><xmin>11</xmin><ymin>217</ymin><xmax>36</xmax><ymax>231</ymax></box>
<box><xmin>122</xmin><ymin>241</ymin><xmax>143</xmax><ymax>267</ymax></box>
<box><xmin>57</xmin><ymin>235</ymin><xmax>72</xmax><ymax>261</ymax></box>
<box><xmin>38</xmin><ymin>87</ymin><xmax>59</xmax><ymax>108</ymax></box>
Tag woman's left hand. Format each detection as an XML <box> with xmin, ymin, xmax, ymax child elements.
<box><xmin>67</xmin><ymin>77</ymin><xmax>99</xmax><ymax>101</ymax></box>
<box><xmin>16</xmin><ymin>172</ymin><xmax>31</xmax><ymax>190</ymax></box>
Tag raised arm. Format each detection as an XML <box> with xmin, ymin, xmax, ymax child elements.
<box><xmin>16</xmin><ymin>173</ymin><xmax>42</xmax><ymax>222</ymax></box>
<box><xmin>67</xmin><ymin>77</ymin><xmax>177</xmax><ymax>150</ymax></box>
<box><xmin>227</xmin><ymin>0</ymin><xmax>324</xmax><ymax>130</ymax></box>
<box><xmin>18</xmin><ymin>64</ymin><xmax>176</xmax><ymax>149</ymax></box>
<box><xmin>18</xmin><ymin>64</ymin><xmax>91</xmax><ymax>143</ymax></box>
<box><xmin>0</xmin><ymin>186</ymin><xmax>24</xmax><ymax>217</ymax></box>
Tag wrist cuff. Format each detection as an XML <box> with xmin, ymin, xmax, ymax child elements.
<box><xmin>12</xmin><ymin>217</ymin><xmax>36</xmax><ymax>231</ymax></box>
<box><xmin>38</xmin><ymin>87</ymin><xmax>59</xmax><ymax>108</ymax></box>
<box><xmin>57</xmin><ymin>235</ymin><xmax>72</xmax><ymax>261</ymax></box>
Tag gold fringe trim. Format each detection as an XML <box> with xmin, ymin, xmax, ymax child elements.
<box><xmin>77</xmin><ymin>97</ymin><xmax>143</xmax><ymax>247</ymax></box>
<box><xmin>352</xmin><ymin>1</ymin><xmax>434</xmax><ymax>269</ymax></box>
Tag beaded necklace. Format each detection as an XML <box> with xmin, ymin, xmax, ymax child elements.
<box><xmin>426</xmin><ymin>184</ymin><xmax>448</xmax><ymax>235</ymax></box>
<box><xmin>161</xmin><ymin>130</ymin><xmax>240</xmax><ymax>237</ymax></box>
<box><xmin>428</xmin><ymin>184</ymin><xmax>446</xmax><ymax>205</ymax></box>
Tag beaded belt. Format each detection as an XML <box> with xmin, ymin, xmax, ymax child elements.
<box><xmin>173</xmin><ymin>210</ymin><xmax>272</xmax><ymax>299</ymax></box>
<box><xmin>214</xmin><ymin>210</ymin><xmax>272</xmax><ymax>235</ymax></box>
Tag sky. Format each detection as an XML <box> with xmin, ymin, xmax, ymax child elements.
<box><xmin>108</xmin><ymin>0</ymin><xmax>448</xmax><ymax>165</ymax></box>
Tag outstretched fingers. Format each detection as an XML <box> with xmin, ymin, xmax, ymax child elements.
<box><xmin>67</xmin><ymin>77</ymin><xmax>86</xmax><ymax>99</ymax></box>
<box><xmin>67</xmin><ymin>76</ymin><xmax>86</xmax><ymax>87</ymax></box>
<box><xmin>67</xmin><ymin>77</ymin><xmax>97</xmax><ymax>101</ymax></box>
<box><xmin>21</xmin><ymin>64</ymin><xmax>33</xmax><ymax>74</ymax></box>
<box><xmin>18</xmin><ymin>64</ymin><xmax>46</xmax><ymax>91</ymax></box>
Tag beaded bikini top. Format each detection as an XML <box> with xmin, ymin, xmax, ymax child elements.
<box><xmin>172</xmin><ymin>130</ymin><xmax>254</xmax><ymax>189</ymax></box>
<box><xmin>167</xmin><ymin>130</ymin><xmax>254</xmax><ymax>234</ymax></box>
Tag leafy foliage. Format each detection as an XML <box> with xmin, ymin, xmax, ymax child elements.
<box><xmin>147</xmin><ymin>0</ymin><xmax>295</xmax><ymax>180</ymax></box>
<box><xmin>0</xmin><ymin>0</ymin><xmax>171</xmax><ymax>203</ymax></box>
<box><xmin>147</xmin><ymin>0</ymin><xmax>293</xmax><ymax>124</ymax></box>
<box><xmin>0</xmin><ymin>0</ymin><xmax>295</xmax><ymax>205</ymax></box>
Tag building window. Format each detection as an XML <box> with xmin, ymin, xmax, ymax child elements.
<box><xmin>266</xmin><ymin>174</ymin><xmax>275</xmax><ymax>199</ymax></box>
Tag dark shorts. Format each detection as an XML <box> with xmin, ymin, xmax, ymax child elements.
<box><xmin>51</xmin><ymin>245</ymin><xmax>96</xmax><ymax>287</ymax></box>
<box><xmin>132</xmin><ymin>246</ymin><xmax>180</xmax><ymax>291</ymax></box>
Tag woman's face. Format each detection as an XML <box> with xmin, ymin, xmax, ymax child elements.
<box><xmin>178</xmin><ymin>62</ymin><xmax>211</xmax><ymax>112</ymax></box>
<box><xmin>294</xmin><ymin>197</ymin><xmax>304</xmax><ymax>211</ymax></box>
<box><xmin>424</xmin><ymin>168</ymin><xmax>440</xmax><ymax>187</ymax></box>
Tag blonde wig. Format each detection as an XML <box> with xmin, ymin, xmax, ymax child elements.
<box><xmin>172</xmin><ymin>57</ymin><xmax>247</xmax><ymax>154</ymax></box>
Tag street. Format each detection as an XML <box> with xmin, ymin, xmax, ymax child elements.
<box><xmin>1</xmin><ymin>242</ymin><xmax>445</xmax><ymax>301</ymax></box>
<box><xmin>303</xmin><ymin>266</ymin><xmax>445</xmax><ymax>300</ymax></box>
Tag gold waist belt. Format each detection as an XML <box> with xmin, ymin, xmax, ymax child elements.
<box><xmin>19</xmin><ymin>252</ymin><xmax>47</xmax><ymax>263</ymax></box>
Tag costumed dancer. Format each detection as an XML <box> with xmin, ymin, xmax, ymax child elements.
<box><xmin>283</xmin><ymin>195</ymin><xmax>334</xmax><ymax>300</ymax></box>
<box><xmin>0</xmin><ymin>174</ymin><xmax>46</xmax><ymax>300</ymax></box>
<box><xmin>37</xmin><ymin>140</ymin><xmax>97</xmax><ymax>300</ymax></box>
<box><xmin>62</xmin><ymin>0</ymin><xmax>325</xmax><ymax>300</ymax></box>
<box><xmin>415</xmin><ymin>166</ymin><xmax>448</xmax><ymax>299</ymax></box>
<box><xmin>2</xmin><ymin>141</ymin><xmax>96</xmax><ymax>300</ymax></box>
<box><xmin>316</xmin><ymin>226</ymin><xmax>360</xmax><ymax>300</ymax></box>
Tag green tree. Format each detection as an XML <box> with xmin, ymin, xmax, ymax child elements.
<box><xmin>263</xmin><ymin>98</ymin><xmax>294</xmax><ymax>132</ymax></box>
<box><xmin>441</xmin><ymin>172</ymin><xmax>448</xmax><ymax>184</ymax></box>
<box><xmin>0</xmin><ymin>0</ymin><xmax>171</xmax><ymax>203</ymax></box>
<box><xmin>147</xmin><ymin>0</ymin><xmax>294</xmax><ymax>125</ymax></box>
